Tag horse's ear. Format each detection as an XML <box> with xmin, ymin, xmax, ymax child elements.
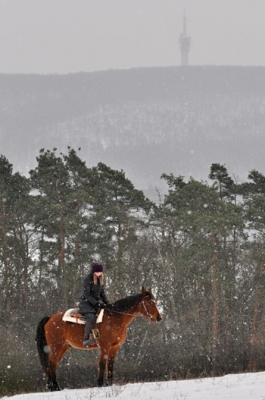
<box><xmin>148</xmin><ymin>288</ymin><xmax>152</xmax><ymax>293</ymax></box>
<box><xmin>142</xmin><ymin>287</ymin><xmax>146</xmax><ymax>295</ymax></box>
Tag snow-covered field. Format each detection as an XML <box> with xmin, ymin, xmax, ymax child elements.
<box><xmin>3</xmin><ymin>372</ymin><xmax>265</xmax><ymax>400</ymax></box>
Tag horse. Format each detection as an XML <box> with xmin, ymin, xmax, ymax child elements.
<box><xmin>36</xmin><ymin>287</ymin><xmax>162</xmax><ymax>391</ymax></box>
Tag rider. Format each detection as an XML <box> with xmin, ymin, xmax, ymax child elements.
<box><xmin>79</xmin><ymin>262</ymin><xmax>109</xmax><ymax>347</ymax></box>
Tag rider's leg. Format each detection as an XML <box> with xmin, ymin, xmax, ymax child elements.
<box><xmin>83</xmin><ymin>313</ymin><xmax>96</xmax><ymax>347</ymax></box>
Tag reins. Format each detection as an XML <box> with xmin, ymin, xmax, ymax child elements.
<box><xmin>107</xmin><ymin>309</ymin><xmax>136</xmax><ymax>317</ymax></box>
<box><xmin>106</xmin><ymin>298</ymin><xmax>156</xmax><ymax>321</ymax></box>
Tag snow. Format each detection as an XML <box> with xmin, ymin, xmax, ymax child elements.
<box><xmin>3</xmin><ymin>372</ymin><xmax>265</xmax><ymax>400</ymax></box>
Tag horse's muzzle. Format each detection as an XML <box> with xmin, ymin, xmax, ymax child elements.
<box><xmin>156</xmin><ymin>314</ymin><xmax>162</xmax><ymax>322</ymax></box>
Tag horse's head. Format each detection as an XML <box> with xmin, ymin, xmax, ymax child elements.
<box><xmin>140</xmin><ymin>287</ymin><xmax>162</xmax><ymax>323</ymax></box>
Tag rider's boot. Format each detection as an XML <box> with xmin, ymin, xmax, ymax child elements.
<box><xmin>83</xmin><ymin>321</ymin><xmax>96</xmax><ymax>347</ymax></box>
<box><xmin>83</xmin><ymin>333</ymin><xmax>96</xmax><ymax>347</ymax></box>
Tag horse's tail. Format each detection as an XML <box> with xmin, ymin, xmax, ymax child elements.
<box><xmin>36</xmin><ymin>316</ymin><xmax>51</xmax><ymax>374</ymax></box>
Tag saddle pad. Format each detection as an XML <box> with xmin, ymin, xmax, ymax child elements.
<box><xmin>97</xmin><ymin>309</ymin><xmax>104</xmax><ymax>323</ymax></box>
<box><xmin>62</xmin><ymin>308</ymin><xmax>104</xmax><ymax>324</ymax></box>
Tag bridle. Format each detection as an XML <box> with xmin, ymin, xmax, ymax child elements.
<box><xmin>140</xmin><ymin>298</ymin><xmax>158</xmax><ymax>322</ymax></box>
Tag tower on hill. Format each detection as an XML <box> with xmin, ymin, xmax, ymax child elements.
<box><xmin>179</xmin><ymin>11</ymin><xmax>191</xmax><ymax>66</ymax></box>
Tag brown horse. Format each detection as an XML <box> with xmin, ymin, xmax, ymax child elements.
<box><xmin>36</xmin><ymin>287</ymin><xmax>162</xmax><ymax>391</ymax></box>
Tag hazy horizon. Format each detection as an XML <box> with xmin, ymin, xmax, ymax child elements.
<box><xmin>0</xmin><ymin>0</ymin><xmax>265</xmax><ymax>74</ymax></box>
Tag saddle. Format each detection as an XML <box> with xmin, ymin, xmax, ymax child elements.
<box><xmin>62</xmin><ymin>308</ymin><xmax>104</xmax><ymax>325</ymax></box>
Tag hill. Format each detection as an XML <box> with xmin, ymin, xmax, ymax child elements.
<box><xmin>1</xmin><ymin>66</ymin><xmax>265</xmax><ymax>197</ymax></box>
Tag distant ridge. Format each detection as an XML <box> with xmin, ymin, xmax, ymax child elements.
<box><xmin>1</xmin><ymin>66</ymin><xmax>265</xmax><ymax>198</ymax></box>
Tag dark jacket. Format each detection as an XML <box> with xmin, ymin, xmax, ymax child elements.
<box><xmin>79</xmin><ymin>272</ymin><xmax>108</xmax><ymax>314</ymax></box>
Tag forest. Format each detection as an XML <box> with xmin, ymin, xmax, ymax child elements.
<box><xmin>1</xmin><ymin>147</ymin><xmax>265</xmax><ymax>396</ymax></box>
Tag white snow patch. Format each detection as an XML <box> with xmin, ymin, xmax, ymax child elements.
<box><xmin>3</xmin><ymin>372</ymin><xmax>265</xmax><ymax>399</ymax></box>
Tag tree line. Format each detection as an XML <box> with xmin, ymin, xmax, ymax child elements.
<box><xmin>1</xmin><ymin>147</ymin><xmax>265</xmax><ymax>395</ymax></box>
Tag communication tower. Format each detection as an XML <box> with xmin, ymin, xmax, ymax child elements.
<box><xmin>179</xmin><ymin>11</ymin><xmax>191</xmax><ymax>66</ymax></box>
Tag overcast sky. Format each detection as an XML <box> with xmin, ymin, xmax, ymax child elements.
<box><xmin>0</xmin><ymin>0</ymin><xmax>265</xmax><ymax>74</ymax></box>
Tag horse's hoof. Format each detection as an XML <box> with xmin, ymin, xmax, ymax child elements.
<box><xmin>46</xmin><ymin>380</ymin><xmax>61</xmax><ymax>391</ymax></box>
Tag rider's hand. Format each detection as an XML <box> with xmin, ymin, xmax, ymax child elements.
<box><xmin>99</xmin><ymin>303</ymin><xmax>106</xmax><ymax>309</ymax></box>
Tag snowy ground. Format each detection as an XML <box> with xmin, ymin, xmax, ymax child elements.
<box><xmin>3</xmin><ymin>372</ymin><xmax>265</xmax><ymax>400</ymax></box>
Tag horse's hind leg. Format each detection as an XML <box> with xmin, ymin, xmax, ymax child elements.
<box><xmin>46</xmin><ymin>342</ymin><xmax>69</xmax><ymax>391</ymax></box>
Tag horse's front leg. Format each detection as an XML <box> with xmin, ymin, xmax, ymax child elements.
<box><xmin>98</xmin><ymin>349</ymin><xmax>107</xmax><ymax>387</ymax></box>
<box><xmin>106</xmin><ymin>346</ymin><xmax>120</xmax><ymax>386</ymax></box>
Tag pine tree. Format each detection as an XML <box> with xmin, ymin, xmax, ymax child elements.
<box><xmin>239</xmin><ymin>169</ymin><xmax>265</xmax><ymax>370</ymax></box>
<box><xmin>90</xmin><ymin>162</ymin><xmax>152</xmax><ymax>297</ymax></box>
<box><xmin>0</xmin><ymin>155</ymin><xmax>31</xmax><ymax>318</ymax></box>
<box><xmin>154</xmin><ymin>173</ymin><xmax>243</xmax><ymax>374</ymax></box>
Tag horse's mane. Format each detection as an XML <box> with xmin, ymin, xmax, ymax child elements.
<box><xmin>106</xmin><ymin>293</ymin><xmax>142</xmax><ymax>313</ymax></box>
<box><xmin>106</xmin><ymin>290</ymin><xmax>153</xmax><ymax>313</ymax></box>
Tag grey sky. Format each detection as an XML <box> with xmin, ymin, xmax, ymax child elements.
<box><xmin>0</xmin><ymin>0</ymin><xmax>264</xmax><ymax>74</ymax></box>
